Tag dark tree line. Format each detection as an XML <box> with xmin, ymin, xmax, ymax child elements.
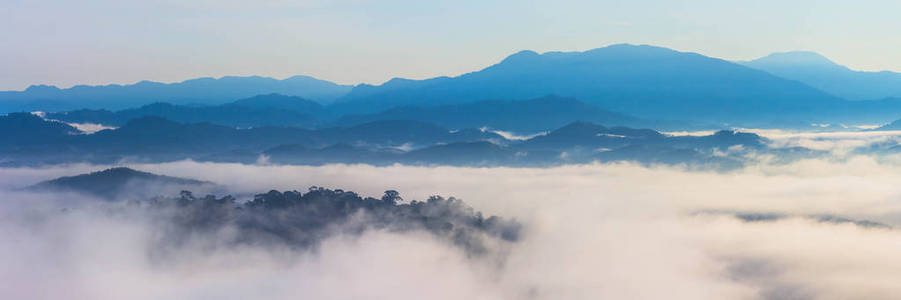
<box><xmin>143</xmin><ymin>187</ymin><xmax>521</xmax><ymax>255</ymax></box>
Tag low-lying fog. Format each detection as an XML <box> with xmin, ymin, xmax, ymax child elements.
<box><xmin>3</xmin><ymin>130</ymin><xmax>901</xmax><ymax>300</ymax></box>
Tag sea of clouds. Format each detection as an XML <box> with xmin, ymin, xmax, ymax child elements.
<box><xmin>2</xmin><ymin>130</ymin><xmax>901</xmax><ymax>299</ymax></box>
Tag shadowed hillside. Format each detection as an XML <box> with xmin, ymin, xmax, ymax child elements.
<box><xmin>29</xmin><ymin>167</ymin><xmax>211</xmax><ymax>199</ymax></box>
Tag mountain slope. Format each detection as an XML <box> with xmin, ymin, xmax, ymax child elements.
<box><xmin>45</xmin><ymin>94</ymin><xmax>324</xmax><ymax>128</ymax></box>
<box><xmin>874</xmin><ymin>116</ymin><xmax>901</xmax><ymax>131</ymax></box>
<box><xmin>0</xmin><ymin>75</ymin><xmax>351</xmax><ymax>112</ymax></box>
<box><xmin>334</xmin><ymin>44</ymin><xmax>843</xmax><ymax>122</ymax></box>
<box><xmin>0</xmin><ymin>113</ymin><xmax>80</xmax><ymax>147</ymax></box>
<box><xmin>740</xmin><ymin>51</ymin><xmax>901</xmax><ymax>101</ymax></box>
<box><xmin>230</xmin><ymin>93</ymin><xmax>324</xmax><ymax>112</ymax></box>
<box><xmin>334</xmin><ymin>95</ymin><xmax>641</xmax><ymax>132</ymax></box>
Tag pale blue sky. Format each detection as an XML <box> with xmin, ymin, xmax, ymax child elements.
<box><xmin>2</xmin><ymin>0</ymin><xmax>900</xmax><ymax>90</ymax></box>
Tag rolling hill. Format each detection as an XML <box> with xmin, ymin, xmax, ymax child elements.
<box><xmin>28</xmin><ymin>167</ymin><xmax>211</xmax><ymax>199</ymax></box>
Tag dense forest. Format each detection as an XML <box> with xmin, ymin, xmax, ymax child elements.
<box><xmin>122</xmin><ymin>187</ymin><xmax>520</xmax><ymax>256</ymax></box>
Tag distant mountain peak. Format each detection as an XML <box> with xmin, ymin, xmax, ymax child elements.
<box><xmin>500</xmin><ymin>50</ymin><xmax>540</xmax><ymax>63</ymax></box>
<box><xmin>24</xmin><ymin>84</ymin><xmax>61</xmax><ymax>92</ymax></box>
<box><xmin>739</xmin><ymin>51</ymin><xmax>901</xmax><ymax>100</ymax></box>
<box><xmin>513</xmin><ymin>49</ymin><xmax>539</xmax><ymax>55</ymax></box>
<box><xmin>747</xmin><ymin>51</ymin><xmax>842</xmax><ymax>68</ymax></box>
<box><xmin>335</xmin><ymin>43</ymin><xmax>841</xmax><ymax>121</ymax></box>
<box><xmin>499</xmin><ymin>44</ymin><xmax>678</xmax><ymax>64</ymax></box>
<box><xmin>382</xmin><ymin>77</ymin><xmax>419</xmax><ymax>85</ymax></box>
<box><xmin>589</xmin><ymin>43</ymin><xmax>670</xmax><ymax>52</ymax></box>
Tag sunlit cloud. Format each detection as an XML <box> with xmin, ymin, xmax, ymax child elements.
<box><xmin>4</xmin><ymin>146</ymin><xmax>901</xmax><ymax>299</ymax></box>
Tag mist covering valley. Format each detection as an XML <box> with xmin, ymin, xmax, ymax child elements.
<box><xmin>5</xmin><ymin>39</ymin><xmax>901</xmax><ymax>300</ymax></box>
<box><xmin>5</xmin><ymin>147</ymin><xmax>901</xmax><ymax>299</ymax></box>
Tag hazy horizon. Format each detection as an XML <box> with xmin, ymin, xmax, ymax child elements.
<box><xmin>2</xmin><ymin>44</ymin><xmax>898</xmax><ymax>92</ymax></box>
<box><xmin>3</xmin><ymin>0</ymin><xmax>901</xmax><ymax>91</ymax></box>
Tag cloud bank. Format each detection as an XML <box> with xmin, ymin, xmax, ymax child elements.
<box><xmin>3</xmin><ymin>153</ymin><xmax>901</xmax><ymax>299</ymax></box>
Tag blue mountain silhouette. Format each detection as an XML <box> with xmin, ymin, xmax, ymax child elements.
<box><xmin>46</xmin><ymin>94</ymin><xmax>324</xmax><ymax>128</ymax></box>
<box><xmin>0</xmin><ymin>75</ymin><xmax>350</xmax><ymax>112</ymax></box>
<box><xmin>333</xmin><ymin>44</ymin><xmax>843</xmax><ymax>122</ymax></box>
<box><xmin>740</xmin><ymin>51</ymin><xmax>901</xmax><ymax>101</ymax></box>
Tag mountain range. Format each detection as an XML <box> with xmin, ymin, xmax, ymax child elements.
<box><xmin>45</xmin><ymin>94</ymin><xmax>648</xmax><ymax>133</ymax></box>
<box><xmin>0</xmin><ymin>112</ymin><xmax>505</xmax><ymax>165</ymax></box>
<box><xmin>1</xmin><ymin>112</ymin><xmax>789</xmax><ymax>169</ymax></box>
<box><xmin>0</xmin><ymin>75</ymin><xmax>351</xmax><ymax>112</ymax></box>
<box><xmin>5</xmin><ymin>44</ymin><xmax>901</xmax><ymax>128</ymax></box>
<box><xmin>46</xmin><ymin>94</ymin><xmax>324</xmax><ymax>128</ymax></box>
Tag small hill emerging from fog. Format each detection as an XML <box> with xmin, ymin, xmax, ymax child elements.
<box><xmin>25</xmin><ymin>167</ymin><xmax>522</xmax><ymax>255</ymax></box>
<box><xmin>30</xmin><ymin>167</ymin><xmax>211</xmax><ymax>199</ymax></box>
<box><xmin>151</xmin><ymin>188</ymin><xmax>522</xmax><ymax>254</ymax></box>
